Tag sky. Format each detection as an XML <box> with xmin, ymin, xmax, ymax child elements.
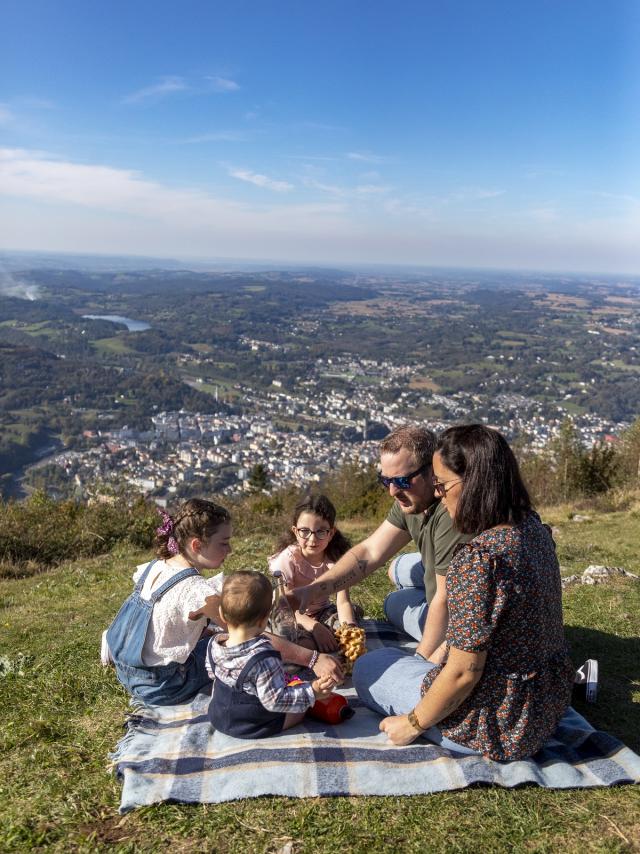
<box><xmin>1</xmin><ymin>0</ymin><xmax>639</xmax><ymax>274</ymax></box>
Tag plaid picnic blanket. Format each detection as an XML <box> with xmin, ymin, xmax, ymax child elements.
<box><xmin>109</xmin><ymin>621</ymin><xmax>640</xmax><ymax>812</ymax></box>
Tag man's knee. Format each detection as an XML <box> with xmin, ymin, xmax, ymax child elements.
<box><xmin>387</xmin><ymin>561</ymin><xmax>396</xmax><ymax>584</ymax></box>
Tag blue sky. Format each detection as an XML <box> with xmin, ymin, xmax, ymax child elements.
<box><xmin>1</xmin><ymin>0</ymin><xmax>639</xmax><ymax>273</ymax></box>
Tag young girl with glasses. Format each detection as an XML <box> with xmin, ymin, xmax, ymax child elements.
<box><xmin>268</xmin><ymin>494</ymin><xmax>363</xmax><ymax>653</ymax></box>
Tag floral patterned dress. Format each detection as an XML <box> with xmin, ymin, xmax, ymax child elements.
<box><xmin>421</xmin><ymin>511</ymin><xmax>574</xmax><ymax>760</ymax></box>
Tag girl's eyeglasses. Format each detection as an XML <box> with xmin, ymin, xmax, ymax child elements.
<box><xmin>432</xmin><ymin>477</ymin><xmax>463</xmax><ymax>498</ymax></box>
<box><xmin>295</xmin><ymin>527</ymin><xmax>331</xmax><ymax>540</ymax></box>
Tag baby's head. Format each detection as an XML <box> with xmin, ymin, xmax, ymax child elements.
<box><xmin>220</xmin><ymin>571</ymin><xmax>273</xmax><ymax>628</ymax></box>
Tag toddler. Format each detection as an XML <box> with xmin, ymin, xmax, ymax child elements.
<box><xmin>207</xmin><ymin>571</ymin><xmax>334</xmax><ymax>738</ymax></box>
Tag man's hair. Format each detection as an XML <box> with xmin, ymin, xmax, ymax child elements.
<box><xmin>435</xmin><ymin>424</ymin><xmax>532</xmax><ymax>534</ymax></box>
<box><xmin>221</xmin><ymin>571</ymin><xmax>273</xmax><ymax>626</ymax></box>
<box><xmin>379</xmin><ymin>423</ymin><xmax>436</xmax><ymax>468</ymax></box>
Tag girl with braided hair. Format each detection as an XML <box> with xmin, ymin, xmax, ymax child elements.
<box><xmin>104</xmin><ymin>499</ymin><xmax>232</xmax><ymax>705</ymax></box>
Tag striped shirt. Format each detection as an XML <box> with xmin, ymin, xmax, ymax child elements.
<box><xmin>207</xmin><ymin>634</ymin><xmax>315</xmax><ymax>714</ymax></box>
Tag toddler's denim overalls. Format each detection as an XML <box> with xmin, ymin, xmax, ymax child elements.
<box><xmin>106</xmin><ymin>559</ymin><xmax>212</xmax><ymax>705</ymax></box>
<box><xmin>208</xmin><ymin>647</ymin><xmax>286</xmax><ymax>738</ymax></box>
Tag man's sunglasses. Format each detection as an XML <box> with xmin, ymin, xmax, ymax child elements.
<box><xmin>377</xmin><ymin>464</ymin><xmax>428</xmax><ymax>491</ymax></box>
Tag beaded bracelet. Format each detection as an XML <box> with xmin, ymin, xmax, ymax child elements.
<box><xmin>308</xmin><ymin>649</ymin><xmax>319</xmax><ymax>669</ymax></box>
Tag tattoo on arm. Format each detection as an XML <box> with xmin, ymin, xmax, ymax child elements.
<box><xmin>467</xmin><ymin>662</ymin><xmax>484</xmax><ymax>673</ymax></box>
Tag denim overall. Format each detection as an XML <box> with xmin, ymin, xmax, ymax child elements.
<box><xmin>106</xmin><ymin>559</ymin><xmax>212</xmax><ymax>705</ymax></box>
<box><xmin>208</xmin><ymin>647</ymin><xmax>286</xmax><ymax>738</ymax></box>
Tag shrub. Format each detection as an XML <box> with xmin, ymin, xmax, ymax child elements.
<box><xmin>0</xmin><ymin>490</ymin><xmax>157</xmax><ymax>575</ymax></box>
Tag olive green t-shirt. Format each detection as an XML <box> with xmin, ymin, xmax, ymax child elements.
<box><xmin>386</xmin><ymin>499</ymin><xmax>471</xmax><ymax>603</ymax></box>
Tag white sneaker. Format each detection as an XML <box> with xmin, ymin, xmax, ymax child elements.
<box><xmin>100</xmin><ymin>630</ymin><xmax>114</xmax><ymax>666</ymax></box>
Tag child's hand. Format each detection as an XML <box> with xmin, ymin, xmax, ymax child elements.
<box><xmin>311</xmin><ymin>673</ymin><xmax>335</xmax><ymax>700</ymax></box>
<box><xmin>314</xmin><ymin>653</ymin><xmax>345</xmax><ymax>684</ymax></box>
<box><xmin>312</xmin><ymin>621</ymin><xmax>339</xmax><ymax>652</ymax></box>
<box><xmin>188</xmin><ymin>594</ymin><xmax>224</xmax><ymax>624</ymax></box>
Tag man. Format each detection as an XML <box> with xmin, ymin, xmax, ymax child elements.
<box><xmin>294</xmin><ymin>424</ymin><xmax>470</xmax><ymax>663</ymax></box>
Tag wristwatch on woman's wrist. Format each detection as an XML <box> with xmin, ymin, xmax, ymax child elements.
<box><xmin>408</xmin><ymin>708</ymin><xmax>426</xmax><ymax>733</ymax></box>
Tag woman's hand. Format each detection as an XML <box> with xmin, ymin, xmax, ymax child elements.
<box><xmin>313</xmin><ymin>653</ymin><xmax>344</xmax><ymax>684</ymax></box>
<box><xmin>312</xmin><ymin>621</ymin><xmax>339</xmax><ymax>652</ymax></box>
<box><xmin>379</xmin><ymin>714</ymin><xmax>422</xmax><ymax>746</ymax></box>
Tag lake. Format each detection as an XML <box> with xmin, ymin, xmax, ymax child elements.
<box><xmin>82</xmin><ymin>314</ymin><xmax>151</xmax><ymax>332</ymax></box>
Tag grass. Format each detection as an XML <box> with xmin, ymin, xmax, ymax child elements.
<box><xmin>1</xmin><ymin>515</ymin><xmax>639</xmax><ymax>853</ymax></box>
<box><xmin>93</xmin><ymin>337</ymin><xmax>136</xmax><ymax>355</ymax></box>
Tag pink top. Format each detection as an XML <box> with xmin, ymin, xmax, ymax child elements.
<box><xmin>268</xmin><ymin>544</ymin><xmax>334</xmax><ymax>615</ymax></box>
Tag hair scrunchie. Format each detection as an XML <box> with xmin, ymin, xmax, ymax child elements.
<box><xmin>156</xmin><ymin>509</ymin><xmax>180</xmax><ymax>555</ymax></box>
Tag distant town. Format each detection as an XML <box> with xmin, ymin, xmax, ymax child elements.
<box><xmin>2</xmin><ymin>261</ymin><xmax>638</xmax><ymax>502</ymax></box>
<box><xmin>34</xmin><ymin>352</ymin><xmax>625</xmax><ymax>503</ymax></box>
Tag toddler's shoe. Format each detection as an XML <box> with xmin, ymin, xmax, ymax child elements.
<box><xmin>100</xmin><ymin>630</ymin><xmax>114</xmax><ymax>666</ymax></box>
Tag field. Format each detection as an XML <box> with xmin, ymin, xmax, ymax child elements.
<box><xmin>1</xmin><ymin>509</ymin><xmax>639</xmax><ymax>853</ymax></box>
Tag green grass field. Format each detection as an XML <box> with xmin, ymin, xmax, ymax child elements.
<box><xmin>93</xmin><ymin>337</ymin><xmax>136</xmax><ymax>355</ymax></box>
<box><xmin>1</xmin><ymin>512</ymin><xmax>639</xmax><ymax>853</ymax></box>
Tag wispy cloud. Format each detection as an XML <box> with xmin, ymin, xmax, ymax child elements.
<box><xmin>2</xmin><ymin>149</ymin><xmax>637</xmax><ymax>273</ymax></box>
<box><xmin>15</xmin><ymin>96</ymin><xmax>57</xmax><ymax>111</ymax></box>
<box><xmin>295</xmin><ymin>120</ymin><xmax>346</xmax><ymax>133</ymax></box>
<box><xmin>206</xmin><ymin>76</ymin><xmax>240</xmax><ymax>93</ymax></box>
<box><xmin>179</xmin><ymin>131</ymin><xmax>248</xmax><ymax>144</ymax></box>
<box><xmin>346</xmin><ymin>151</ymin><xmax>388</xmax><ymax>164</ymax></box>
<box><xmin>122</xmin><ymin>76</ymin><xmax>188</xmax><ymax>104</ymax></box>
<box><xmin>592</xmin><ymin>191</ymin><xmax>640</xmax><ymax>207</ymax></box>
<box><xmin>0</xmin><ymin>104</ymin><xmax>15</xmax><ymax>125</ymax></box>
<box><xmin>287</xmin><ymin>154</ymin><xmax>339</xmax><ymax>162</ymax></box>
<box><xmin>229</xmin><ymin>168</ymin><xmax>293</xmax><ymax>192</ymax></box>
<box><xmin>303</xmin><ymin>177</ymin><xmax>391</xmax><ymax>199</ymax></box>
<box><xmin>447</xmin><ymin>187</ymin><xmax>505</xmax><ymax>202</ymax></box>
<box><xmin>0</xmin><ymin>148</ymin><xmax>349</xmax><ymax>258</ymax></box>
<box><xmin>523</xmin><ymin>164</ymin><xmax>567</xmax><ymax>179</ymax></box>
<box><xmin>523</xmin><ymin>207</ymin><xmax>560</xmax><ymax>223</ymax></box>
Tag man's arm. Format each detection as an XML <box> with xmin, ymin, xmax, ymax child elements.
<box><xmin>293</xmin><ymin>521</ymin><xmax>412</xmax><ymax>613</ymax></box>
<box><xmin>415</xmin><ymin>572</ymin><xmax>448</xmax><ymax>663</ymax></box>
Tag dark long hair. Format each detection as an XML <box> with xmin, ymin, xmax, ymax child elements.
<box><xmin>275</xmin><ymin>493</ymin><xmax>351</xmax><ymax>562</ymax></box>
<box><xmin>436</xmin><ymin>425</ymin><xmax>532</xmax><ymax>534</ymax></box>
<box><xmin>155</xmin><ymin>498</ymin><xmax>231</xmax><ymax>560</ymax></box>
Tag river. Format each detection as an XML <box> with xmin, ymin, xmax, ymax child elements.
<box><xmin>82</xmin><ymin>314</ymin><xmax>151</xmax><ymax>332</ymax></box>
<box><xmin>3</xmin><ymin>438</ymin><xmax>65</xmax><ymax>499</ymax></box>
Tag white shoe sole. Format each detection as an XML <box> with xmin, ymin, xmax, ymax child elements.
<box><xmin>100</xmin><ymin>630</ymin><xmax>114</xmax><ymax>666</ymax></box>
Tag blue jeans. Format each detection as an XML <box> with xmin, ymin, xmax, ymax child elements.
<box><xmin>353</xmin><ymin>647</ymin><xmax>480</xmax><ymax>755</ymax></box>
<box><xmin>383</xmin><ymin>553</ymin><xmax>428</xmax><ymax>641</ymax></box>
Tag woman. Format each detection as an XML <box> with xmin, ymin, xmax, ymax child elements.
<box><xmin>353</xmin><ymin>424</ymin><xmax>574</xmax><ymax>760</ymax></box>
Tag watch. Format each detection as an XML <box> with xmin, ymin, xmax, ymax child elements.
<box><xmin>408</xmin><ymin>709</ymin><xmax>426</xmax><ymax>732</ymax></box>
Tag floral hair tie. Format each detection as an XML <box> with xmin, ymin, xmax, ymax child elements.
<box><xmin>156</xmin><ymin>509</ymin><xmax>174</xmax><ymax>537</ymax></box>
<box><xmin>156</xmin><ymin>509</ymin><xmax>179</xmax><ymax>555</ymax></box>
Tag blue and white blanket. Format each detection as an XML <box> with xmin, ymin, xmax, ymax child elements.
<box><xmin>110</xmin><ymin>621</ymin><xmax>640</xmax><ymax>812</ymax></box>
